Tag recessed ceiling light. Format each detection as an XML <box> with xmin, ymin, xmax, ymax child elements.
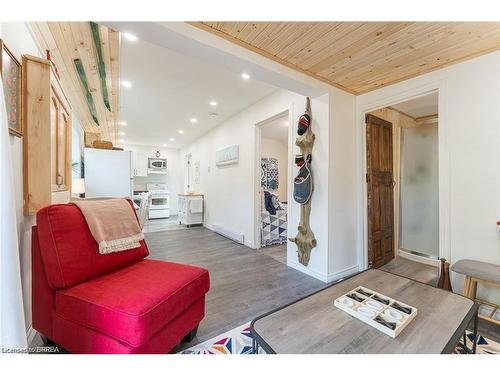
<box><xmin>169</xmin><ymin>138</ymin><xmax>175</xmax><ymax>142</ymax></box>
<box><xmin>123</xmin><ymin>32</ymin><xmax>138</xmax><ymax>42</ymax></box>
<box><xmin>119</xmin><ymin>131</ymin><xmax>125</xmax><ymax>136</ymax></box>
<box><xmin>209</xmin><ymin>100</ymin><xmax>217</xmax><ymax>107</ymax></box>
<box><xmin>190</xmin><ymin>118</ymin><xmax>198</xmax><ymax>124</ymax></box>
<box><xmin>121</xmin><ymin>80</ymin><xmax>132</xmax><ymax>88</ymax></box>
<box><xmin>162</xmin><ymin>143</ymin><xmax>167</xmax><ymax>147</ymax></box>
<box><xmin>118</xmin><ymin>121</ymin><xmax>127</xmax><ymax>126</ymax></box>
<box><xmin>241</xmin><ymin>72</ymin><xmax>250</xmax><ymax>80</ymax></box>
<box><xmin>178</xmin><ymin>129</ymin><xmax>184</xmax><ymax>134</ymax></box>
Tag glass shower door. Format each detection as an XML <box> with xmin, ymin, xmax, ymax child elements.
<box><xmin>399</xmin><ymin>125</ymin><xmax>439</xmax><ymax>258</ymax></box>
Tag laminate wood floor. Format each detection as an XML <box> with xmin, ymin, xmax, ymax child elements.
<box><xmin>145</xmin><ymin>228</ymin><xmax>325</xmax><ymax>349</ymax></box>
<box><xmin>380</xmin><ymin>256</ymin><xmax>439</xmax><ymax>286</ymax></box>
<box><xmin>143</xmin><ymin>216</ymin><xmax>186</xmax><ymax>233</ymax></box>
<box><xmin>258</xmin><ymin>244</ymin><xmax>287</xmax><ymax>265</ymax></box>
<box><xmin>382</xmin><ymin>257</ymin><xmax>500</xmax><ymax>342</ymax></box>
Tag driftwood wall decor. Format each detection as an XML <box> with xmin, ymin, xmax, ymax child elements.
<box><xmin>290</xmin><ymin>97</ymin><xmax>317</xmax><ymax>266</ymax></box>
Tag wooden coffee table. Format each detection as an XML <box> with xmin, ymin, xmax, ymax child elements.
<box><xmin>251</xmin><ymin>269</ymin><xmax>478</xmax><ymax>354</ymax></box>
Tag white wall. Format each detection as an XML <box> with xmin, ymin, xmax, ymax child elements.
<box><xmin>180</xmin><ymin>87</ymin><xmax>359</xmax><ymax>282</ymax></box>
<box><xmin>260</xmin><ymin>137</ymin><xmax>288</xmax><ymax>202</ymax></box>
<box><xmin>0</xmin><ymin>22</ymin><xmax>44</xmax><ymax>334</ymax></box>
<box><xmin>182</xmin><ymin>89</ymin><xmax>340</xmax><ymax>281</ymax></box>
<box><xmin>356</xmin><ymin>51</ymin><xmax>500</xmax><ymax>301</ymax></box>
<box><xmin>329</xmin><ymin>89</ymin><xmax>358</xmax><ymax>279</ymax></box>
<box><xmin>121</xmin><ymin>144</ymin><xmax>182</xmax><ymax>214</ymax></box>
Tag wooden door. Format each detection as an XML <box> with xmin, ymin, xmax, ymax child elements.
<box><xmin>366</xmin><ymin>114</ymin><xmax>395</xmax><ymax>268</ymax></box>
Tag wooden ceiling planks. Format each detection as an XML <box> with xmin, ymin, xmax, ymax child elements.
<box><xmin>29</xmin><ymin>22</ymin><xmax>120</xmax><ymax>142</ymax></box>
<box><xmin>194</xmin><ymin>22</ymin><xmax>500</xmax><ymax>94</ymax></box>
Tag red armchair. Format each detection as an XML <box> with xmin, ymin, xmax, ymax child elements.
<box><xmin>32</xmin><ymin>202</ymin><xmax>210</xmax><ymax>354</ymax></box>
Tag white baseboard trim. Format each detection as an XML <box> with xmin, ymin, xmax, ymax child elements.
<box><xmin>244</xmin><ymin>240</ymin><xmax>256</xmax><ymax>249</ymax></box>
<box><xmin>204</xmin><ymin>223</ymin><xmax>255</xmax><ymax>248</ymax></box>
<box><xmin>398</xmin><ymin>249</ymin><xmax>440</xmax><ymax>267</ymax></box>
<box><xmin>326</xmin><ymin>265</ymin><xmax>360</xmax><ymax>283</ymax></box>
<box><xmin>287</xmin><ymin>261</ymin><xmax>360</xmax><ymax>284</ymax></box>
<box><xmin>287</xmin><ymin>260</ymin><xmax>329</xmax><ymax>282</ymax></box>
<box><xmin>27</xmin><ymin>325</ymin><xmax>37</xmax><ymax>346</ymax></box>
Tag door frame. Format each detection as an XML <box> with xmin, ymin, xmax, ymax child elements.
<box><xmin>356</xmin><ymin>83</ymin><xmax>449</xmax><ymax>271</ymax></box>
<box><xmin>253</xmin><ymin>108</ymin><xmax>292</xmax><ymax>250</ymax></box>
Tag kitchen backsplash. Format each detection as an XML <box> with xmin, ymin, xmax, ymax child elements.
<box><xmin>133</xmin><ymin>174</ymin><xmax>168</xmax><ymax>191</ymax></box>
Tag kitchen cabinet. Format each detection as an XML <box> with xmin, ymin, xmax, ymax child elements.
<box><xmin>134</xmin><ymin>152</ymin><xmax>148</xmax><ymax>176</ymax></box>
<box><xmin>23</xmin><ymin>55</ymin><xmax>72</xmax><ymax>215</ymax></box>
<box><xmin>52</xmin><ymin>88</ymin><xmax>71</xmax><ymax>191</ymax></box>
<box><xmin>178</xmin><ymin>194</ymin><xmax>204</xmax><ymax>226</ymax></box>
<box><xmin>128</xmin><ymin>146</ymin><xmax>148</xmax><ymax>176</ymax></box>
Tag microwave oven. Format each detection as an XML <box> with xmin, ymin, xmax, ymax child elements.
<box><xmin>148</xmin><ymin>158</ymin><xmax>167</xmax><ymax>172</ymax></box>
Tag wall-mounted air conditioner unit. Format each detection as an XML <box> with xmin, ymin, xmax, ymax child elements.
<box><xmin>215</xmin><ymin>145</ymin><xmax>239</xmax><ymax>166</ymax></box>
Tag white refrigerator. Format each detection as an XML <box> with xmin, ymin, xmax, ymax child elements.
<box><xmin>84</xmin><ymin>148</ymin><xmax>133</xmax><ymax>198</ymax></box>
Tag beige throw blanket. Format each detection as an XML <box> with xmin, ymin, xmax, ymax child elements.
<box><xmin>73</xmin><ymin>199</ymin><xmax>144</xmax><ymax>254</ymax></box>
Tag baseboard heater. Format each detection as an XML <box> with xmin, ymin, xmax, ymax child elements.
<box><xmin>212</xmin><ymin>224</ymin><xmax>245</xmax><ymax>244</ymax></box>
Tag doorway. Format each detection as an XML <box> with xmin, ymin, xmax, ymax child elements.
<box><xmin>366</xmin><ymin>91</ymin><xmax>439</xmax><ymax>268</ymax></box>
<box><xmin>255</xmin><ymin>111</ymin><xmax>289</xmax><ymax>263</ymax></box>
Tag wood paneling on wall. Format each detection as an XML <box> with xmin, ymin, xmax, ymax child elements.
<box><xmin>29</xmin><ymin>22</ymin><xmax>120</xmax><ymax>142</ymax></box>
<box><xmin>194</xmin><ymin>22</ymin><xmax>500</xmax><ymax>94</ymax></box>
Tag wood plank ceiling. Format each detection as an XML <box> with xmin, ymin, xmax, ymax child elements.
<box><xmin>30</xmin><ymin>22</ymin><xmax>120</xmax><ymax>142</ymax></box>
<box><xmin>193</xmin><ymin>22</ymin><xmax>500</xmax><ymax>94</ymax></box>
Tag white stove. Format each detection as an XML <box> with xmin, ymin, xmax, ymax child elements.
<box><xmin>146</xmin><ymin>183</ymin><xmax>170</xmax><ymax>219</ymax></box>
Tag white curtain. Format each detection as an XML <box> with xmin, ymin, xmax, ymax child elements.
<box><xmin>0</xmin><ymin>77</ymin><xmax>27</xmax><ymax>349</ymax></box>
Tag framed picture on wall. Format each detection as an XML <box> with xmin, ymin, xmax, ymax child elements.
<box><xmin>0</xmin><ymin>39</ymin><xmax>22</xmax><ymax>137</ymax></box>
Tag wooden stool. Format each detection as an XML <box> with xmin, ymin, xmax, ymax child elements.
<box><xmin>451</xmin><ymin>259</ymin><xmax>500</xmax><ymax>325</ymax></box>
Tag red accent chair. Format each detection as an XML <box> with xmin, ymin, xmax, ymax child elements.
<box><xmin>32</xmin><ymin>202</ymin><xmax>210</xmax><ymax>354</ymax></box>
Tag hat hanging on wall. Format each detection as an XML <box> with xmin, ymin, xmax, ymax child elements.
<box><xmin>297</xmin><ymin>113</ymin><xmax>311</xmax><ymax>135</ymax></box>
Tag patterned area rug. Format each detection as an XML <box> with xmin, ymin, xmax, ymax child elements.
<box><xmin>454</xmin><ymin>331</ymin><xmax>500</xmax><ymax>354</ymax></box>
<box><xmin>180</xmin><ymin>322</ymin><xmax>262</xmax><ymax>354</ymax></box>
<box><xmin>181</xmin><ymin>323</ymin><xmax>499</xmax><ymax>354</ymax></box>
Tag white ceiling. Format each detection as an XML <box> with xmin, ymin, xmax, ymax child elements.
<box><xmin>119</xmin><ymin>37</ymin><xmax>277</xmax><ymax>148</ymax></box>
<box><xmin>390</xmin><ymin>91</ymin><xmax>438</xmax><ymax>118</ymax></box>
<box><xmin>261</xmin><ymin>114</ymin><xmax>289</xmax><ymax>146</ymax></box>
